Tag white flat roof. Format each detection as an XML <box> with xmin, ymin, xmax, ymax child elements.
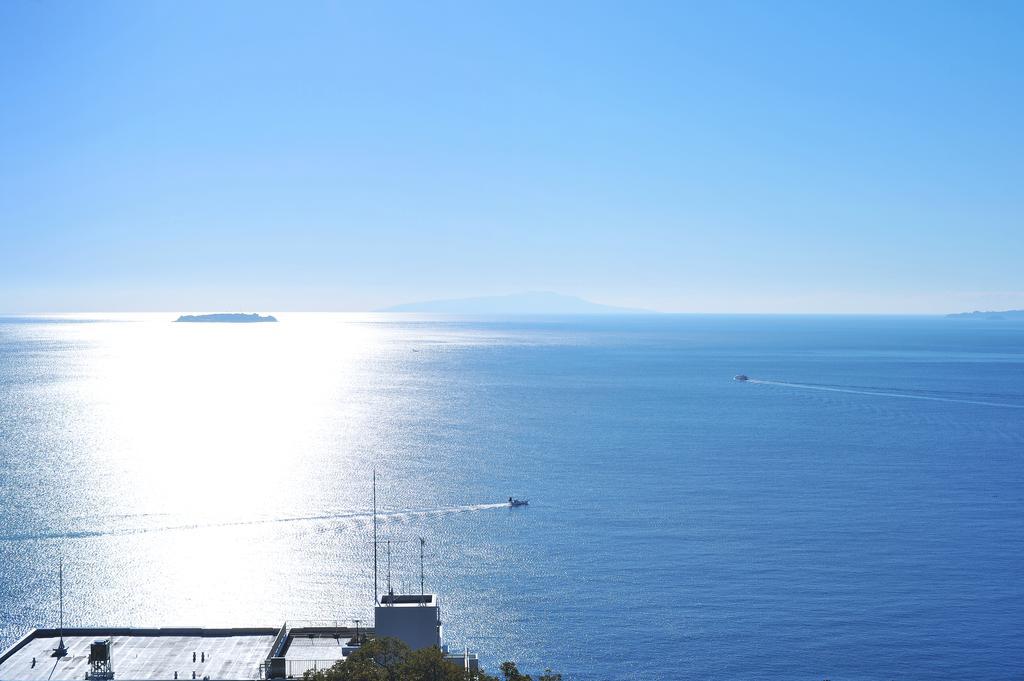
<box><xmin>0</xmin><ymin>629</ymin><xmax>277</xmax><ymax>681</ymax></box>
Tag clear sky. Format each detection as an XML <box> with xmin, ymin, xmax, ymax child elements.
<box><xmin>1</xmin><ymin>1</ymin><xmax>1021</xmax><ymax>313</ymax></box>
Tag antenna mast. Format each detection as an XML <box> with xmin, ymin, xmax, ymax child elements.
<box><xmin>373</xmin><ymin>469</ymin><xmax>378</xmax><ymax>605</ymax></box>
<box><xmin>386</xmin><ymin>539</ymin><xmax>393</xmax><ymax>600</ymax></box>
<box><xmin>53</xmin><ymin>558</ymin><xmax>67</xmax><ymax>658</ymax></box>
<box><xmin>419</xmin><ymin>537</ymin><xmax>425</xmax><ymax>604</ymax></box>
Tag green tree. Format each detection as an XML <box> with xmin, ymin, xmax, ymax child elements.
<box><xmin>399</xmin><ymin>646</ymin><xmax>466</xmax><ymax>681</ymax></box>
<box><xmin>498</xmin><ymin>661</ymin><xmax>531</xmax><ymax>681</ymax></box>
<box><xmin>301</xmin><ymin>639</ymin><xmax>548</xmax><ymax>681</ymax></box>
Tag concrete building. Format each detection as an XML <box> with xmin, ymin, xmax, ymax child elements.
<box><xmin>0</xmin><ymin>594</ymin><xmax>478</xmax><ymax>680</ymax></box>
<box><xmin>375</xmin><ymin>594</ymin><xmax>441</xmax><ymax>650</ymax></box>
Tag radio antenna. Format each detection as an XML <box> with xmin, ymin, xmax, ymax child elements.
<box><xmin>373</xmin><ymin>469</ymin><xmax>378</xmax><ymax>605</ymax></box>
<box><xmin>386</xmin><ymin>539</ymin><xmax>393</xmax><ymax>601</ymax></box>
<box><xmin>53</xmin><ymin>558</ymin><xmax>67</xmax><ymax>658</ymax></box>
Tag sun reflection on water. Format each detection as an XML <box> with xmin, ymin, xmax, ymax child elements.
<box><xmin>78</xmin><ymin>316</ymin><xmax>382</xmax><ymax>520</ymax></box>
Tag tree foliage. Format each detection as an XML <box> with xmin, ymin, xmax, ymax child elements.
<box><xmin>496</xmin><ymin>662</ymin><xmax>562</xmax><ymax>681</ymax></box>
<box><xmin>500</xmin><ymin>661</ymin><xmax>529</xmax><ymax>681</ymax></box>
<box><xmin>300</xmin><ymin>637</ymin><xmax>543</xmax><ymax>681</ymax></box>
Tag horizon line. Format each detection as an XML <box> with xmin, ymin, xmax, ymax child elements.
<box><xmin>0</xmin><ymin>309</ymin><xmax>991</xmax><ymax>318</ymax></box>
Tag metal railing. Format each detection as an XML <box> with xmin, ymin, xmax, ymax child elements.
<box><xmin>267</xmin><ymin>658</ymin><xmax>343</xmax><ymax>679</ymax></box>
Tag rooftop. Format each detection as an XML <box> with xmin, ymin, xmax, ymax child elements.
<box><xmin>0</xmin><ymin>593</ymin><xmax>466</xmax><ymax>680</ymax></box>
<box><xmin>0</xmin><ymin>628</ymin><xmax>278</xmax><ymax>681</ymax></box>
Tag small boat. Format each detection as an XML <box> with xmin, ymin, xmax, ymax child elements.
<box><xmin>734</xmin><ymin>374</ymin><xmax>749</xmax><ymax>382</ymax></box>
<box><xmin>508</xmin><ymin>497</ymin><xmax>529</xmax><ymax>507</ymax></box>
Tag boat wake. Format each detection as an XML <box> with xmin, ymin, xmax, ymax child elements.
<box><xmin>0</xmin><ymin>502</ymin><xmax>511</xmax><ymax>544</ymax></box>
<box><xmin>747</xmin><ymin>378</ymin><xmax>1024</xmax><ymax>409</ymax></box>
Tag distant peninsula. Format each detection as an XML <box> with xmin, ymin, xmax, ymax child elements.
<box><xmin>379</xmin><ymin>291</ymin><xmax>651</xmax><ymax>314</ymax></box>
<box><xmin>947</xmin><ymin>309</ymin><xmax>1024</xmax><ymax>320</ymax></box>
<box><xmin>175</xmin><ymin>313</ymin><xmax>278</xmax><ymax>323</ymax></box>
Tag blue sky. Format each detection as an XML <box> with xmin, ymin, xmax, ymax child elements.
<box><xmin>1</xmin><ymin>1</ymin><xmax>1021</xmax><ymax>313</ymax></box>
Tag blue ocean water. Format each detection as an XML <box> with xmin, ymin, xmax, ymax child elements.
<box><xmin>0</xmin><ymin>314</ymin><xmax>1022</xmax><ymax>680</ymax></box>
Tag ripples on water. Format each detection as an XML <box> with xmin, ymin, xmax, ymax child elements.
<box><xmin>1</xmin><ymin>313</ymin><xmax>1023</xmax><ymax>680</ymax></box>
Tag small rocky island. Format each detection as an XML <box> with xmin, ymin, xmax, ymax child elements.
<box><xmin>175</xmin><ymin>313</ymin><xmax>278</xmax><ymax>323</ymax></box>
<box><xmin>947</xmin><ymin>309</ymin><xmax>1024</xmax><ymax>320</ymax></box>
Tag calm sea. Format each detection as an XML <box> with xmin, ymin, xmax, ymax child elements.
<box><xmin>1</xmin><ymin>314</ymin><xmax>1022</xmax><ymax>680</ymax></box>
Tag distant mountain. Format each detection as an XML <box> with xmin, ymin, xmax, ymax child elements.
<box><xmin>379</xmin><ymin>292</ymin><xmax>651</xmax><ymax>314</ymax></box>
<box><xmin>176</xmin><ymin>313</ymin><xmax>278</xmax><ymax>323</ymax></box>
<box><xmin>947</xmin><ymin>309</ymin><xmax>1024</xmax><ymax>320</ymax></box>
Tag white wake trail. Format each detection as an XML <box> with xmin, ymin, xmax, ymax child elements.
<box><xmin>0</xmin><ymin>502</ymin><xmax>513</xmax><ymax>543</ymax></box>
<box><xmin>748</xmin><ymin>379</ymin><xmax>1024</xmax><ymax>409</ymax></box>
